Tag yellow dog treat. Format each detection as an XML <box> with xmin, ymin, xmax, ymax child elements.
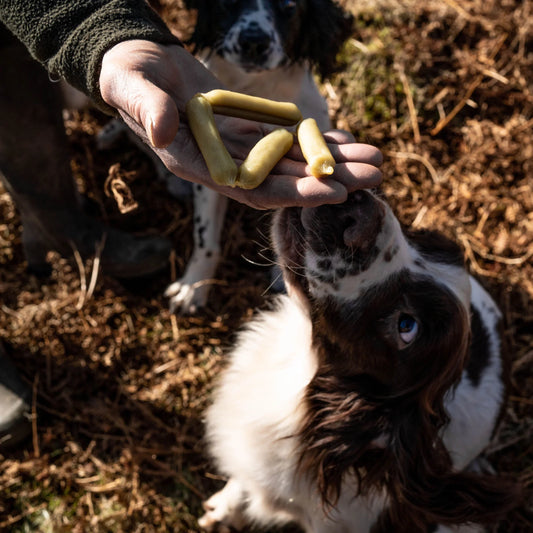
<box><xmin>186</xmin><ymin>94</ymin><xmax>238</xmax><ymax>186</ymax></box>
<box><xmin>236</xmin><ymin>129</ymin><xmax>294</xmax><ymax>189</ymax></box>
<box><xmin>297</xmin><ymin>118</ymin><xmax>336</xmax><ymax>177</ymax></box>
<box><xmin>203</xmin><ymin>89</ymin><xmax>303</xmax><ymax>127</ymax></box>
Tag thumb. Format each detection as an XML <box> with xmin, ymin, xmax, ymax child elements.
<box><xmin>100</xmin><ymin>66</ymin><xmax>180</xmax><ymax>148</ymax></box>
<box><xmin>99</xmin><ymin>41</ymin><xmax>182</xmax><ymax>148</ymax></box>
<box><xmin>124</xmin><ymin>78</ymin><xmax>180</xmax><ymax>148</ymax></box>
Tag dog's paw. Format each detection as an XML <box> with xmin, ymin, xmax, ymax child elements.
<box><xmin>197</xmin><ymin>482</ymin><xmax>247</xmax><ymax>532</ymax></box>
<box><xmin>197</xmin><ymin>511</ymin><xmax>232</xmax><ymax>533</ymax></box>
<box><xmin>165</xmin><ymin>280</ymin><xmax>209</xmax><ymax>314</ymax></box>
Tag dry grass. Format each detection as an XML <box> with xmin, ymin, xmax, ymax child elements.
<box><xmin>0</xmin><ymin>0</ymin><xmax>531</xmax><ymax>531</ymax></box>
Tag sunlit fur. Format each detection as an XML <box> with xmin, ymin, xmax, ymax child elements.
<box><xmin>199</xmin><ymin>190</ymin><xmax>520</xmax><ymax>532</ymax></box>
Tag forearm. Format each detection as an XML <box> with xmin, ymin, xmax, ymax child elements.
<box><xmin>0</xmin><ymin>0</ymin><xmax>180</xmax><ymax>112</ymax></box>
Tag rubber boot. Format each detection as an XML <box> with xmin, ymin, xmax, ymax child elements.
<box><xmin>0</xmin><ymin>29</ymin><xmax>171</xmax><ymax>278</ymax></box>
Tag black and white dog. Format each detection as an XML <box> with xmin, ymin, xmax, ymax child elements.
<box><xmin>164</xmin><ymin>0</ymin><xmax>354</xmax><ymax>312</ymax></box>
<box><xmin>198</xmin><ymin>189</ymin><xmax>520</xmax><ymax>532</ymax></box>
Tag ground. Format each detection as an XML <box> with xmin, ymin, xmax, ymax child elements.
<box><xmin>0</xmin><ymin>0</ymin><xmax>531</xmax><ymax>531</ymax></box>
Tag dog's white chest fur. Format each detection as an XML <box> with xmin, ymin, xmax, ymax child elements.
<box><xmin>208</xmin><ymin>296</ymin><xmax>314</xmax><ymax>475</ymax></box>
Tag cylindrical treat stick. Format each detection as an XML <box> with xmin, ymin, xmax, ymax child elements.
<box><xmin>297</xmin><ymin>118</ymin><xmax>336</xmax><ymax>178</ymax></box>
<box><xmin>186</xmin><ymin>94</ymin><xmax>238</xmax><ymax>186</ymax></box>
<box><xmin>236</xmin><ymin>129</ymin><xmax>294</xmax><ymax>189</ymax></box>
<box><xmin>203</xmin><ymin>89</ymin><xmax>303</xmax><ymax>126</ymax></box>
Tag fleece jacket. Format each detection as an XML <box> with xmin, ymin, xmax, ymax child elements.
<box><xmin>0</xmin><ymin>0</ymin><xmax>181</xmax><ymax>112</ymax></box>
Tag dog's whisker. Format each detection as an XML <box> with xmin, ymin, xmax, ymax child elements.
<box><xmin>240</xmin><ymin>254</ymin><xmax>275</xmax><ymax>268</ymax></box>
<box><xmin>262</xmin><ymin>270</ymin><xmax>284</xmax><ymax>297</ymax></box>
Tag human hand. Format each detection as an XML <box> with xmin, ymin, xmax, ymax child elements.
<box><xmin>99</xmin><ymin>40</ymin><xmax>383</xmax><ymax>209</ymax></box>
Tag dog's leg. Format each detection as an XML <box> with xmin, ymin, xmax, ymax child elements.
<box><xmin>165</xmin><ymin>185</ymin><xmax>227</xmax><ymax>313</ymax></box>
<box><xmin>198</xmin><ymin>479</ymin><xmax>247</xmax><ymax>532</ymax></box>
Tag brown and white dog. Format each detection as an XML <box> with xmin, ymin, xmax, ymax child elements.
<box><xmin>198</xmin><ymin>189</ymin><xmax>520</xmax><ymax>532</ymax></box>
<box><xmin>164</xmin><ymin>0</ymin><xmax>354</xmax><ymax>312</ymax></box>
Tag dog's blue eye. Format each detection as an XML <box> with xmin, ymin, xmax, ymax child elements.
<box><xmin>398</xmin><ymin>314</ymin><xmax>418</xmax><ymax>344</ymax></box>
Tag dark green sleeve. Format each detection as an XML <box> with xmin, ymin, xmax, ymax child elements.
<box><xmin>0</xmin><ymin>0</ymin><xmax>181</xmax><ymax>113</ymax></box>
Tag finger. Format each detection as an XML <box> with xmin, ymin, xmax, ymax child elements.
<box><xmin>285</xmin><ymin>137</ymin><xmax>383</xmax><ymax>168</ymax></box>
<box><xmin>228</xmin><ymin>175</ymin><xmax>350</xmax><ymax>210</ymax></box>
<box><xmin>271</xmin><ymin>146</ymin><xmax>383</xmax><ymax>181</ymax></box>
<box><xmin>329</xmin><ymin>162</ymin><xmax>383</xmax><ymax>190</ymax></box>
<box><xmin>322</xmin><ymin>129</ymin><xmax>356</xmax><ymax>143</ymax></box>
<box><xmin>328</xmin><ymin>143</ymin><xmax>383</xmax><ymax>167</ymax></box>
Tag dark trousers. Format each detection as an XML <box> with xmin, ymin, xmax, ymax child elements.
<box><xmin>0</xmin><ymin>24</ymin><xmax>83</xmax><ymax>271</ymax></box>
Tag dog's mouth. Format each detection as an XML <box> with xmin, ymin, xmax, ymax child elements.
<box><xmin>232</xmin><ymin>58</ymin><xmax>277</xmax><ymax>73</ymax></box>
<box><xmin>216</xmin><ymin>20</ymin><xmax>288</xmax><ymax>72</ymax></box>
<box><xmin>218</xmin><ymin>46</ymin><xmax>287</xmax><ymax>72</ymax></box>
<box><xmin>273</xmin><ymin>190</ymin><xmax>386</xmax><ymax>292</ymax></box>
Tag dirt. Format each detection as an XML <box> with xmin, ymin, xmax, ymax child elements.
<box><xmin>0</xmin><ymin>0</ymin><xmax>531</xmax><ymax>531</ymax></box>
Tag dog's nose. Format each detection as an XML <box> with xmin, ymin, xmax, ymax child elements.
<box><xmin>341</xmin><ymin>191</ymin><xmax>384</xmax><ymax>248</ymax></box>
<box><xmin>238</xmin><ymin>26</ymin><xmax>271</xmax><ymax>61</ymax></box>
<box><xmin>301</xmin><ymin>190</ymin><xmax>384</xmax><ymax>251</ymax></box>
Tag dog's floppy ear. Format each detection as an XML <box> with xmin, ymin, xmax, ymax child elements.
<box><xmin>385</xmin><ymin>403</ymin><xmax>521</xmax><ymax>530</ymax></box>
<box><xmin>297</xmin><ymin>370</ymin><xmax>398</xmax><ymax>507</ymax></box>
<box><xmin>182</xmin><ymin>0</ymin><xmax>217</xmax><ymax>52</ymax></box>
<box><xmin>292</xmin><ymin>0</ymin><xmax>354</xmax><ymax>79</ymax></box>
<box><xmin>384</xmin><ymin>312</ymin><xmax>521</xmax><ymax>529</ymax></box>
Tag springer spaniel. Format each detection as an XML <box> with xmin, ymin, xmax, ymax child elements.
<box><xmin>164</xmin><ymin>0</ymin><xmax>354</xmax><ymax>312</ymax></box>
<box><xmin>198</xmin><ymin>190</ymin><xmax>520</xmax><ymax>532</ymax></box>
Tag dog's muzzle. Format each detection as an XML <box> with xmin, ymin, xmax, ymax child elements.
<box><xmin>273</xmin><ymin>190</ymin><xmax>387</xmax><ymax>293</ymax></box>
<box><xmin>301</xmin><ymin>190</ymin><xmax>385</xmax><ymax>255</ymax></box>
<box><xmin>238</xmin><ymin>25</ymin><xmax>272</xmax><ymax>66</ymax></box>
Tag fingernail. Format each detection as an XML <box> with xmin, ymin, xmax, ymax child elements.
<box><xmin>146</xmin><ymin>114</ymin><xmax>156</xmax><ymax>147</ymax></box>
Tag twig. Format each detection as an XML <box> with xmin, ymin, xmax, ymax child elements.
<box><xmin>72</xmin><ymin>234</ymin><xmax>102</xmax><ymax>309</ymax></box>
<box><xmin>463</xmin><ymin>232</ymin><xmax>533</xmax><ymax>266</ymax></box>
<box><xmin>71</xmin><ymin>243</ymin><xmax>87</xmax><ymax>310</ymax></box>
<box><xmin>0</xmin><ymin>503</ymin><xmax>47</xmax><ymax>529</ymax></box>
<box><xmin>384</xmin><ymin>150</ymin><xmax>441</xmax><ymax>183</ymax></box>
<box><xmin>431</xmin><ymin>33</ymin><xmax>507</xmax><ymax>135</ymax></box>
<box><xmin>170</xmin><ymin>313</ymin><xmax>180</xmax><ymax>343</ymax></box>
<box><xmin>86</xmin><ymin>234</ymin><xmax>104</xmax><ymax>302</ymax></box>
<box><xmin>397</xmin><ymin>65</ymin><xmax>420</xmax><ymax>143</ymax></box>
<box><xmin>441</xmin><ymin>0</ymin><xmax>475</xmax><ymax>21</ymax></box>
<box><xmin>431</xmin><ymin>75</ymin><xmax>484</xmax><ymax>135</ymax></box>
<box><xmin>412</xmin><ymin>205</ymin><xmax>428</xmax><ymax>228</ymax></box>
<box><xmin>441</xmin><ymin>0</ymin><xmax>495</xmax><ymax>31</ymax></box>
<box><xmin>514</xmin><ymin>116</ymin><xmax>533</xmax><ymax>133</ymax></box>
<box><xmin>485</xmin><ymin>428</ymin><xmax>533</xmax><ymax>455</ymax></box>
<box><xmin>76</xmin><ymin>478</ymin><xmax>124</xmax><ymax>493</ymax></box>
<box><xmin>509</xmin><ymin>395</ymin><xmax>533</xmax><ymax>406</ymax></box>
<box><xmin>458</xmin><ymin>232</ymin><xmax>500</xmax><ymax>278</ymax></box>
